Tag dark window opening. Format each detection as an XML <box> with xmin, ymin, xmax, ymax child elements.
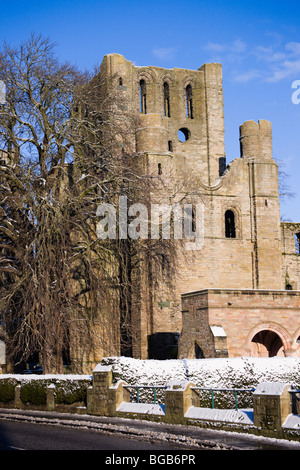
<box><xmin>158</xmin><ymin>163</ymin><xmax>162</xmax><ymax>175</ymax></box>
<box><xmin>219</xmin><ymin>157</ymin><xmax>226</xmax><ymax>177</ymax></box>
<box><xmin>163</xmin><ymin>82</ymin><xmax>170</xmax><ymax>117</ymax></box>
<box><xmin>186</xmin><ymin>84</ymin><xmax>193</xmax><ymax>119</ymax></box>
<box><xmin>195</xmin><ymin>342</ymin><xmax>205</xmax><ymax>359</ymax></box>
<box><xmin>148</xmin><ymin>333</ymin><xmax>179</xmax><ymax>359</ymax></box>
<box><xmin>286</xmin><ymin>283</ymin><xmax>293</xmax><ymax>290</ymax></box>
<box><xmin>183</xmin><ymin>204</ymin><xmax>196</xmax><ymax>238</ymax></box>
<box><xmin>119</xmin><ymin>77</ymin><xmax>123</xmax><ymax>86</ymax></box>
<box><xmin>168</xmin><ymin>140</ymin><xmax>173</xmax><ymax>152</ymax></box>
<box><xmin>139</xmin><ymin>79</ymin><xmax>147</xmax><ymax>114</ymax></box>
<box><xmin>225</xmin><ymin>210</ymin><xmax>236</xmax><ymax>238</ymax></box>
<box><xmin>178</xmin><ymin>127</ymin><xmax>190</xmax><ymax>142</ymax></box>
<box><xmin>295</xmin><ymin>233</ymin><xmax>300</xmax><ymax>254</ymax></box>
<box><xmin>192</xmin><ymin>205</ymin><xmax>196</xmax><ymax>233</ymax></box>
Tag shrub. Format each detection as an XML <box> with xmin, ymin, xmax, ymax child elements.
<box><xmin>0</xmin><ymin>378</ymin><xmax>17</xmax><ymax>403</ymax></box>
<box><xmin>20</xmin><ymin>381</ymin><xmax>48</xmax><ymax>406</ymax></box>
<box><xmin>54</xmin><ymin>379</ymin><xmax>90</xmax><ymax>405</ymax></box>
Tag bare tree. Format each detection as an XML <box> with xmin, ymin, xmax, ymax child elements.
<box><xmin>0</xmin><ymin>34</ymin><xmax>140</xmax><ymax>373</ymax></box>
<box><xmin>0</xmin><ymin>35</ymin><xmax>198</xmax><ymax>373</ymax></box>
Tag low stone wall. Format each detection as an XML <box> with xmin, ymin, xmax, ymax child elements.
<box><xmin>86</xmin><ymin>365</ymin><xmax>300</xmax><ymax>441</ymax></box>
<box><xmin>0</xmin><ymin>365</ymin><xmax>299</xmax><ymax>441</ymax></box>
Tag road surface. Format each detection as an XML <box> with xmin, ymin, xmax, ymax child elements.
<box><xmin>0</xmin><ymin>408</ymin><xmax>299</xmax><ymax>452</ymax></box>
<box><xmin>0</xmin><ymin>420</ymin><xmax>190</xmax><ymax>451</ymax></box>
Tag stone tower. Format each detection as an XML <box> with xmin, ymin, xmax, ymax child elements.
<box><xmin>239</xmin><ymin>120</ymin><xmax>282</xmax><ymax>290</ymax></box>
<box><xmin>97</xmin><ymin>54</ymin><xmax>300</xmax><ymax>361</ymax></box>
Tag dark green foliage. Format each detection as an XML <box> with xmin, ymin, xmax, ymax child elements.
<box><xmin>0</xmin><ymin>378</ymin><xmax>17</xmax><ymax>403</ymax></box>
<box><xmin>0</xmin><ymin>376</ymin><xmax>91</xmax><ymax>407</ymax></box>
<box><xmin>20</xmin><ymin>381</ymin><xmax>48</xmax><ymax>406</ymax></box>
<box><xmin>54</xmin><ymin>380</ymin><xmax>90</xmax><ymax>405</ymax></box>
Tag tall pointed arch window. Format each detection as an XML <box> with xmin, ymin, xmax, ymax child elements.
<box><xmin>186</xmin><ymin>84</ymin><xmax>193</xmax><ymax>119</ymax></box>
<box><xmin>163</xmin><ymin>82</ymin><xmax>170</xmax><ymax>117</ymax></box>
<box><xmin>225</xmin><ymin>210</ymin><xmax>236</xmax><ymax>238</ymax></box>
<box><xmin>139</xmin><ymin>79</ymin><xmax>147</xmax><ymax>114</ymax></box>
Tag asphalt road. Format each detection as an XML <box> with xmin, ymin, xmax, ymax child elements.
<box><xmin>0</xmin><ymin>420</ymin><xmax>189</xmax><ymax>451</ymax></box>
<box><xmin>0</xmin><ymin>409</ymin><xmax>299</xmax><ymax>452</ymax></box>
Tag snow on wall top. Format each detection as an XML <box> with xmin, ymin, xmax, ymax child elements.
<box><xmin>253</xmin><ymin>381</ymin><xmax>290</xmax><ymax>395</ymax></box>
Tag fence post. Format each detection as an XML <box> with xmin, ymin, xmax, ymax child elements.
<box><xmin>14</xmin><ymin>384</ymin><xmax>22</xmax><ymax>409</ymax></box>
<box><xmin>253</xmin><ymin>382</ymin><xmax>292</xmax><ymax>436</ymax></box>
<box><xmin>46</xmin><ymin>384</ymin><xmax>55</xmax><ymax>411</ymax></box>
<box><xmin>87</xmin><ymin>364</ymin><xmax>129</xmax><ymax>416</ymax></box>
<box><xmin>164</xmin><ymin>381</ymin><xmax>195</xmax><ymax>425</ymax></box>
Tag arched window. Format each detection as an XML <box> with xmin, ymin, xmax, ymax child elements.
<box><xmin>186</xmin><ymin>84</ymin><xmax>193</xmax><ymax>119</ymax></box>
<box><xmin>163</xmin><ymin>82</ymin><xmax>170</xmax><ymax>117</ymax></box>
<box><xmin>139</xmin><ymin>79</ymin><xmax>147</xmax><ymax>114</ymax></box>
<box><xmin>225</xmin><ymin>210</ymin><xmax>236</xmax><ymax>238</ymax></box>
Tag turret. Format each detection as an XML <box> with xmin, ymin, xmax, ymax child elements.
<box><xmin>239</xmin><ymin>120</ymin><xmax>273</xmax><ymax>160</ymax></box>
<box><xmin>239</xmin><ymin>119</ymin><xmax>282</xmax><ymax>289</ymax></box>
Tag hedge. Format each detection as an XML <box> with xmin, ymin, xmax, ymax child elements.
<box><xmin>0</xmin><ymin>375</ymin><xmax>91</xmax><ymax>406</ymax></box>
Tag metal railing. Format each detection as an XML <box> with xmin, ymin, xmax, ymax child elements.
<box><xmin>191</xmin><ymin>386</ymin><xmax>255</xmax><ymax>411</ymax></box>
<box><xmin>124</xmin><ymin>385</ymin><xmax>167</xmax><ymax>405</ymax></box>
<box><xmin>289</xmin><ymin>388</ymin><xmax>300</xmax><ymax>415</ymax></box>
<box><xmin>122</xmin><ymin>384</ymin><xmax>300</xmax><ymax>415</ymax></box>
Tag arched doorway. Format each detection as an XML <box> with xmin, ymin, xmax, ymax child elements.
<box><xmin>250</xmin><ymin>330</ymin><xmax>285</xmax><ymax>357</ymax></box>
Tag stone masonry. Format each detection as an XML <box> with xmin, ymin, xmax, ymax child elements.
<box><xmin>1</xmin><ymin>55</ymin><xmax>299</xmax><ymax>374</ymax></box>
<box><xmin>95</xmin><ymin>53</ymin><xmax>300</xmax><ymax>362</ymax></box>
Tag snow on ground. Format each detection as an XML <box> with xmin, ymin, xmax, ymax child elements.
<box><xmin>0</xmin><ymin>374</ymin><xmax>91</xmax><ymax>382</ymax></box>
<box><xmin>101</xmin><ymin>356</ymin><xmax>300</xmax><ymax>389</ymax></box>
<box><xmin>185</xmin><ymin>407</ymin><xmax>254</xmax><ymax>425</ymax></box>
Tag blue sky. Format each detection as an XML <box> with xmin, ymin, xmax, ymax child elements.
<box><xmin>1</xmin><ymin>0</ymin><xmax>300</xmax><ymax>221</ymax></box>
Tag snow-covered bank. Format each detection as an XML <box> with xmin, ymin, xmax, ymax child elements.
<box><xmin>101</xmin><ymin>356</ymin><xmax>300</xmax><ymax>388</ymax></box>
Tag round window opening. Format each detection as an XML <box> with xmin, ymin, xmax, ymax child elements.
<box><xmin>178</xmin><ymin>127</ymin><xmax>190</xmax><ymax>142</ymax></box>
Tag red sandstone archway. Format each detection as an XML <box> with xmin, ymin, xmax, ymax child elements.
<box><xmin>250</xmin><ymin>330</ymin><xmax>285</xmax><ymax>357</ymax></box>
<box><xmin>247</xmin><ymin>323</ymin><xmax>291</xmax><ymax>357</ymax></box>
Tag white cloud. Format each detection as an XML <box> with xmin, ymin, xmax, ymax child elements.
<box><xmin>266</xmin><ymin>59</ymin><xmax>300</xmax><ymax>83</ymax></box>
<box><xmin>233</xmin><ymin>69</ymin><xmax>262</xmax><ymax>83</ymax></box>
<box><xmin>202</xmin><ymin>39</ymin><xmax>247</xmax><ymax>67</ymax></box>
<box><xmin>251</xmin><ymin>41</ymin><xmax>300</xmax><ymax>82</ymax></box>
<box><xmin>203</xmin><ymin>41</ymin><xmax>226</xmax><ymax>52</ymax></box>
<box><xmin>286</xmin><ymin>42</ymin><xmax>300</xmax><ymax>55</ymax></box>
<box><xmin>152</xmin><ymin>47</ymin><xmax>177</xmax><ymax>61</ymax></box>
<box><xmin>203</xmin><ymin>39</ymin><xmax>246</xmax><ymax>54</ymax></box>
<box><xmin>231</xmin><ymin>39</ymin><xmax>247</xmax><ymax>53</ymax></box>
<box><xmin>203</xmin><ymin>38</ymin><xmax>300</xmax><ymax>83</ymax></box>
